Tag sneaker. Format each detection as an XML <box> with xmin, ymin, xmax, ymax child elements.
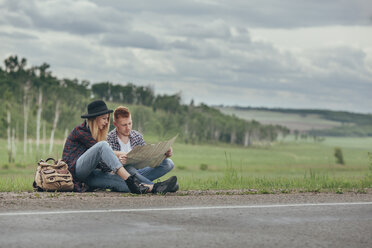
<box><xmin>152</xmin><ymin>176</ymin><xmax>177</xmax><ymax>194</ymax></box>
<box><xmin>169</xmin><ymin>182</ymin><xmax>179</xmax><ymax>192</ymax></box>
<box><xmin>125</xmin><ymin>175</ymin><xmax>149</xmax><ymax>194</ymax></box>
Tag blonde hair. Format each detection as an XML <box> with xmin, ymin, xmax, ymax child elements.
<box><xmin>87</xmin><ymin>114</ymin><xmax>110</xmax><ymax>142</ymax></box>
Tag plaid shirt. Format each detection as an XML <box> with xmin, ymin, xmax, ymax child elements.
<box><xmin>62</xmin><ymin>121</ymin><xmax>96</xmax><ymax>177</ymax></box>
<box><xmin>107</xmin><ymin>128</ymin><xmax>146</xmax><ymax>151</ymax></box>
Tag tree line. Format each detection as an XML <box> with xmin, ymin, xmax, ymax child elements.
<box><xmin>0</xmin><ymin>55</ymin><xmax>290</xmax><ymax>161</ymax></box>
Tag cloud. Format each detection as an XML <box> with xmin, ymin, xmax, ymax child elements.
<box><xmin>0</xmin><ymin>0</ymin><xmax>371</xmax><ymax>113</ymax></box>
<box><xmin>0</xmin><ymin>0</ymin><xmax>120</xmax><ymax>34</ymax></box>
<box><xmin>101</xmin><ymin>31</ymin><xmax>163</xmax><ymax>50</ymax></box>
<box><xmin>0</xmin><ymin>30</ymin><xmax>37</xmax><ymax>40</ymax></box>
<box><xmin>210</xmin><ymin>0</ymin><xmax>372</xmax><ymax>28</ymax></box>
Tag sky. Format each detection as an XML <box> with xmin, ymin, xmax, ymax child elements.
<box><xmin>1</xmin><ymin>0</ymin><xmax>372</xmax><ymax>113</ymax></box>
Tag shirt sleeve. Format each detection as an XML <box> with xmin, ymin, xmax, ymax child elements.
<box><xmin>74</xmin><ymin>127</ymin><xmax>97</xmax><ymax>149</ymax></box>
<box><xmin>107</xmin><ymin>130</ymin><xmax>115</xmax><ymax>147</ymax></box>
<box><xmin>139</xmin><ymin>133</ymin><xmax>146</xmax><ymax>146</ymax></box>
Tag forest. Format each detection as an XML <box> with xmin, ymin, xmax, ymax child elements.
<box><xmin>0</xmin><ymin>55</ymin><xmax>290</xmax><ymax>156</ymax></box>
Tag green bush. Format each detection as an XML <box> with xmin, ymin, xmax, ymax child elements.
<box><xmin>334</xmin><ymin>147</ymin><xmax>345</xmax><ymax>165</ymax></box>
<box><xmin>200</xmin><ymin>163</ymin><xmax>208</xmax><ymax>171</ymax></box>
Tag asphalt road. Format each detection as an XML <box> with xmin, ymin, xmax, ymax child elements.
<box><xmin>1</xmin><ymin>192</ymin><xmax>372</xmax><ymax>248</ymax></box>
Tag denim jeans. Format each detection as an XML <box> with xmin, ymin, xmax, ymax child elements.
<box><xmin>137</xmin><ymin>158</ymin><xmax>174</xmax><ymax>181</ymax></box>
<box><xmin>75</xmin><ymin>141</ymin><xmax>153</xmax><ymax>192</ymax></box>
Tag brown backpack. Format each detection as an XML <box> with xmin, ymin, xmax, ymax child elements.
<box><xmin>33</xmin><ymin>158</ymin><xmax>74</xmax><ymax>192</ymax></box>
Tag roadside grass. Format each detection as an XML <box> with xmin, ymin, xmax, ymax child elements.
<box><xmin>0</xmin><ymin>137</ymin><xmax>371</xmax><ymax>193</ymax></box>
<box><xmin>0</xmin><ymin>176</ymin><xmax>34</xmax><ymax>192</ymax></box>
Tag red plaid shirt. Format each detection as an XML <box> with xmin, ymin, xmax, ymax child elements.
<box><xmin>62</xmin><ymin>121</ymin><xmax>97</xmax><ymax>175</ymax></box>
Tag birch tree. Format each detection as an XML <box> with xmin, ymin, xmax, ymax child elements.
<box><xmin>43</xmin><ymin>120</ymin><xmax>46</xmax><ymax>155</ymax></box>
<box><xmin>49</xmin><ymin>101</ymin><xmax>60</xmax><ymax>154</ymax></box>
<box><xmin>29</xmin><ymin>138</ymin><xmax>33</xmax><ymax>155</ymax></box>
<box><xmin>63</xmin><ymin>128</ymin><xmax>68</xmax><ymax>148</ymax></box>
<box><xmin>11</xmin><ymin>128</ymin><xmax>16</xmax><ymax>163</ymax></box>
<box><xmin>7</xmin><ymin>109</ymin><xmax>12</xmax><ymax>163</ymax></box>
<box><xmin>36</xmin><ymin>88</ymin><xmax>43</xmax><ymax>156</ymax></box>
<box><xmin>23</xmin><ymin>81</ymin><xmax>31</xmax><ymax>158</ymax></box>
<box><xmin>230</xmin><ymin>130</ymin><xmax>236</xmax><ymax>144</ymax></box>
<box><xmin>243</xmin><ymin>130</ymin><xmax>251</xmax><ymax>147</ymax></box>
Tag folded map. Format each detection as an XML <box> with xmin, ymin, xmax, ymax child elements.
<box><xmin>125</xmin><ymin>135</ymin><xmax>178</xmax><ymax>169</ymax></box>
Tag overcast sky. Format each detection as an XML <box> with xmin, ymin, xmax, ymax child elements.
<box><xmin>1</xmin><ymin>0</ymin><xmax>372</xmax><ymax>113</ymax></box>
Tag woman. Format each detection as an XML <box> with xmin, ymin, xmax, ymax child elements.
<box><xmin>62</xmin><ymin>100</ymin><xmax>177</xmax><ymax>193</ymax></box>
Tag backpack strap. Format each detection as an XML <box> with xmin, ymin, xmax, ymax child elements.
<box><xmin>46</xmin><ymin>158</ymin><xmax>56</xmax><ymax>163</ymax></box>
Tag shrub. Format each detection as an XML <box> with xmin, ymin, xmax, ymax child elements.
<box><xmin>15</xmin><ymin>163</ymin><xmax>26</xmax><ymax>168</ymax></box>
<box><xmin>200</xmin><ymin>163</ymin><xmax>208</xmax><ymax>171</ymax></box>
<box><xmin>177</xmin><ymin>165</ymin><xmax>186</xmax><ymax>170</ymax></box>
<box><xmin>334</xmin><ymin>147</ymin><xmax>345</xmax><ymax>165</ymax></box>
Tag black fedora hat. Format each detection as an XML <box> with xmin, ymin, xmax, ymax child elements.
<box><xmin>81</xmin><ymin>100</ymin><xmax>113</xmax><ymax>118</ymax></box>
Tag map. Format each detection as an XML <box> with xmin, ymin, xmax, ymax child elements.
<box><xmin>125</xmin><ymin>135</ymin><xmax>178</xmax><ymax>169</ymax></box>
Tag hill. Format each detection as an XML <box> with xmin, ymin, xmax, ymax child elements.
<box><xmin>216</xmin><ymin>106</ymin><xmax>372</xmax><ymax>137</ymax></box>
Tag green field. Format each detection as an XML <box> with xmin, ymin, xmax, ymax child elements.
<box><xmin>1</xmin><ymin>137</ymin><xmax>371</xmax><ymax>193</ymax></box>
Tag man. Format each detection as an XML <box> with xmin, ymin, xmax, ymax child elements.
<box><xmin>107</xmin><ymin>106</ymin><xmax>178</xmax><ymax>192</ymax></box>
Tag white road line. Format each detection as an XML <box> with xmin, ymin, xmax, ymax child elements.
<box><xmin>1</xmin><ymin>202</ymin><xmax>371</xmax><ymax>217</ymax></box>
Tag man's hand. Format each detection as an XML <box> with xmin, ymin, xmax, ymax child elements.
<box><xmin>119</xmin><ymin>154</ymin><xmax>127</xmax><ymax>164</ymax></box>
<box><xmin>114</xmin><ymin>151</ymin><xmax>128</xmax><ymax>164</ymax></box>
<box><xmin>165</xmin><ymin>147</ymin><xmax>173</xmax><ymax>158</ymax></box>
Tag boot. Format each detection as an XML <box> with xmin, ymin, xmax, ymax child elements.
<box><xmin>125</xmin><ymin>175</ymin><xmax>149</xmax><ymax>194</ymax></box>
<box><xmin>152</xmin><ymin>176</ymin><xmax>178</xmax><ymax>194</ymax></box>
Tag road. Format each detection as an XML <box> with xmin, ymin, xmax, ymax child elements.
<box><xmin>1</xmin><ymin>192</ymin><xmax>371</xmax><ymax>248</ymax></box>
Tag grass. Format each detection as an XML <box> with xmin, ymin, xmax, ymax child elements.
<box><xmin>0</xmin><ymin>137</ymin><xmax>371</xmax><ymax>193</ymax></box>
<box><xmin>164</xmin><ymin>137</ymin><xmax>372</xmax><ymax>192</ymax></box>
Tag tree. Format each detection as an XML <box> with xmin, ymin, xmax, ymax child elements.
<box><xmin>23</xmin><ymin>80</ymin><xmax>31</xmax><ymax>158</ymax></box>
<box><xmin>4</xmin><ymin>55</ymin><xmax>27</xmax><ymax>73</ymax></box>
<box><xmin>7</xmin><ymin>107</ymin><xmax>12</xmax><ymax>162</ymax></box>
<box><xmin>153</xmin><ymin>93</ymin><xmax>182</xmax><ymax>113</ymax></box>
<box><xmin>136</xmin><ymin>85</ymin><xmax>155</xmax><ymax>106</ymax></box>
<box><xmin>35</xmin><ymin>88</ymin><xmax>43</xmax><ymax>157</ymax></box>
<box><xmin>49</xmin><ymin>101</ymin><xmax>60</xmax><ymax>154</ymax></box>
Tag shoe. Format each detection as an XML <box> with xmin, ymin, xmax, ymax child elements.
<box><xmin>152</xmin><ymin>176</ymin><xmax>177</xmax><ymax>194</ymax></box>
<box><xmin>125</xmin><ymin>175</ymin><xmax>149</xmax><ymax>194</ymax></box>
<box><xmin>169</xmin><ymin>182</ymin><xmax>179</xmax><ymax>192</ymax></box>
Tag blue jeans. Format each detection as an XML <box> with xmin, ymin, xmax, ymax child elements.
<box><xmin>137</xmin><ymin>158</ymin><xmax>174</xmax><ymax>181</ymax></box>
<box><xmin>75</xmin><ymin>141</ymin><xmax>153</xmax><ymax>192</ymax></box>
